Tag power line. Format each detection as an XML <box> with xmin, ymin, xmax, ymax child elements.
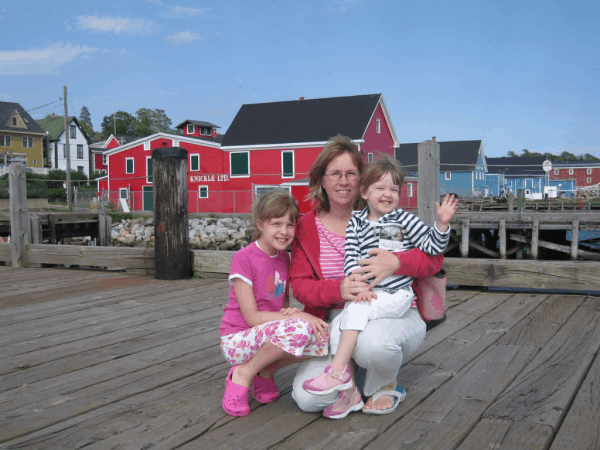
<box><xmin>27</xmin><ymin>98</ymin><xmax>63</xmax><ymax>112</ymax></box>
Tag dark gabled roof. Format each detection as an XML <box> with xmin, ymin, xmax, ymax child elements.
<box><xmin>36</xmin><ymin>115</ymin><xmax>91</xmax><ymax>143</ymax></box>
<box><xmin>222</xmin><ymin>94</ymin><xmax>382</xmax><ymax>147</ymax></box>
<box><xmin>486</xmin><ymin>156</ymin><xmax>546</xmax><ymax>176</ymax></box>
<box><xmin>553</xmin><ymin>160</ymin><xmax>600</xmax><ymax>167</ymax></box>
<box><xmin>395</xmin><ymin>140</ymin><xmax>482</xmax><ymax>172</ymax></box>
<box><xmin>0</xmin><ymin>101</ymin><xmax>47</xmax><ymax>134</ymax></box>
<box><xmin>175</xmin><ymin>120</ymin><xmax>221</xmax><ymax>129</ymax></box>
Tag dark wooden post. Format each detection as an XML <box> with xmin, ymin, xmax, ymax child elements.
<box><xmin>9</xmin><ymin>163</ymin><xmax>30</xmax><ymax>267</ymax></box>
<box><xmin>153</xmin><ymin>147</ymin><xmax>190</xmax><ymax>280</ymax></box>
<box><xmin>98</xmin><ymin>213</ymin><xmax>111</xmax><ymax>246</ymax></box>
<box><xmin>517</xmin><ymin>189</ymin><xmax>525</xmax><ymax>212</ymax></box>
<box><xmin>29</xmin><ymin>214</ymin><xmax>42</xmax><ymax>244</ymax></box>
<box><xmin>417</xmin><ymin>139</ymin><xmax>440</xmax><ymax>227</ymax></box>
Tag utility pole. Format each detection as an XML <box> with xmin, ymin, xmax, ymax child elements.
<box><xmin>63</xmin><ymin>86</ymin><xmax>72</xmax><ymax>210</ymax></box>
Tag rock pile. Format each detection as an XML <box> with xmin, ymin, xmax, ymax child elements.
<box><xmin>110</xmin><ymin>217</ymin><xmax>252</xmax><ymax>250</ymax></box>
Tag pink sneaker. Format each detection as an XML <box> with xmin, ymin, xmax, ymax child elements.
<box><xmin>302</xmin><ymin>364</ymin><xmax>353</xmax><ymax>395</ymax></box>
<box><xmin>323</xmin><ymin>386</ymin><xmax>364</xmax><ymax>419</ymax></box>
<box><xmin>222</xmin><ymin>366</ymin><xmax>250</xmax><ymax>416</ymax></box>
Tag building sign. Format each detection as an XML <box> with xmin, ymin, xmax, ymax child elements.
<box><xmin>189</xmin><ymin>174</ymin><xmax>229</xmax><ymax>182</ymax></box>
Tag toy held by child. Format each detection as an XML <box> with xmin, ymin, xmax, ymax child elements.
<box><xmin>220</xmin><ymin>190</ymin><xmax>330</xmax><ymax>416</ymax></box>
<box><xmin>302</xmin><ymin>155</ymin><xmax>458</xmax><ymax>416</ymax></box>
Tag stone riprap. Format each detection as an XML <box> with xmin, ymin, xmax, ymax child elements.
<box><xmin>109</xmin><ymin>217</ymin><xmax>252</xmax><ymax>250</ymax></box>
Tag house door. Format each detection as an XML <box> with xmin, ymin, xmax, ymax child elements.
<box><xmin>143</xmin><ymin>186</ymin><xmax>153</xmax><ymax>211</ymax></box>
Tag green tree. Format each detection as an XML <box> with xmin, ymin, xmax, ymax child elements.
<box><xmin>100</xmin><ymin>111</ymin><xmax>137</xmax><ymax>138</ymax></box>
<box><xmin>559</xmin><ymin>151</ymin><xmax>577</xmax><ymax>162</ymax></box>
<box><xmin>507</xmin><ymin>150</ymin><xmax>518</xmax><ymax>157</ymax></box>
<box><xmin>79</xmin><ymin>106</ymin><xmax>92</xmax><ymax>129</ymax></box>
<box><xmin>134</xmin><ymin>108</ymin><xmax>173</xmax><ymax>137</ymax></box>
<box><xmin>582</xmin><ymin>153</ymin><xmax>600</xmax><ymax>162</ymax></box>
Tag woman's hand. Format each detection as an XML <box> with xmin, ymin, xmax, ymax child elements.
<box><xmin>292</xmin><ymin>312</ymin><xmax>329</xmax><ymax>344</ymax></box>
<box><xmin>356</xmin><ymin>248</ymin><xmax>401</xmax><ymax>288</ymax></box>
<box><xmin>340</xmin><ymin>272</ymin><xmax>372</xmax><ymax>302</ymax></box>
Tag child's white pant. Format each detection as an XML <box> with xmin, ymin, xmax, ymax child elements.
<box><xmin>329</xmin><ymin>288</ymin><xmax>414</xmax><ymax>355</ymax></box>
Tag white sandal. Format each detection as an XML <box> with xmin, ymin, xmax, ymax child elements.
<box><xmin>362</xmin><ymin>385</ymin><xmax>406</xmax><ymax>415</ymax></box>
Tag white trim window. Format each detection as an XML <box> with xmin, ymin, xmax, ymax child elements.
<box><xmin>126</xmin><ymin>157</ymin><xmax>134</xmax><ymax>174</ymax></box>
<box><xmin>33</xmin><ymin>159</ymin><xmax>37</xmax><ymax>165</ymax></box>
<box><xmin>0</xmin><ymin>135</ymin><xmax>11</xmax><ymax>147</ymax></box>
<box><xmin>70</xmin><ymin>125</ymin><xmax>76</xmax><ymax>139</ymax></box>
<box><xmin>282</xmin><ymin>150</ymin><xmax>294</xmax><ymax>178</ymax></box>
<box><xmin>554</xmin><ymin>169</ymin><xmax>559</xmax><ymax>175</ymax></box>
<box><xmin>587</xmin><ymin>177</ymin><xmax>592</xmax><ymax>184</ymax></box>
<box><xmin>368</xmin><ymin>153</ymin><xmax>373</xmax><ymax>162</ymax></box>
<box><xmin>230</xmin><ymin>151</ymin><xmax>250</xmax><ymax>177</ymax></box>
<box><xmin>119</xmin><ymin>188</ymin><xmax>128</xmax><ymax>199</ymax></box>
<box><xmin>77</xmin><ymin>145</ymin><xmax>84</xmax><ymax>159</ymax></box>
<box><xmin>568</xmin><ymin>168</ymin><xmax>574</xmax><ymax>175</ymax></box>
<box><xmin>587</xmin><ymin>168</ymin><xmax>592</xmax><ymax>175</ymax></box>
<box><xmin>199</xmin><ymin>185</ymin><xmax>208</xmax><ymax>198</ymax></box>
<box><xmin>22</xmin><ymin>136</ymin><xmax>33</xmax><ymax>148</ymax></box>
<box><xmin>376</xmin><ymin>119</ymin><xmax>381</xmax><ymax>134</ymax></box>
<box><xmin>62</xmin><ymin>144</ymin><xmax>66</xmax><ymax>158</ymax></box>
<box><xmin>146</xmin><ymin>156</ymin><xmax>153</xmax><ymax>183</ymax></box>
<box><xmin>445</xmin><ymin>172</ymin><xmax>452</xmax><ymax>180</ymax></box>
<box><xmin>173</xmin><ymin>139</ymin><xmax>180</xmax><ymax>147</ymax></box>
<box><xmin>144</xmin><ymin>141</ymin><xmax>151</xmax><ymax>151</ymax></box>
<box><xmin>407</xmin><ymin>183</ymin><xmax>413</xmax><ymax>197</ymax></box>
<box><xmin>103</xmin><ymin>154</ymin><xmax>107</xmax><ymax>165</ymax></box>
<box><xmin>190</xmin><ymin>154</ymin><xmax>200</xmax><ymax>172</ymax></box>
<box><xmin>187</xmin><ymin>124</ymin><xmax>194</xmax><ymax>135</ymax></box>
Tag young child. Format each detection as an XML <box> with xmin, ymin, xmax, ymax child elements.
<box><xmin>303</xmin><ymin>155</ymin><xmax>458</xmax><ymax>416</ymax></box>
<box><xmin>220</xmin><ymin>190</ymin><xmax>329</xmax><ymax>416</ymax></box>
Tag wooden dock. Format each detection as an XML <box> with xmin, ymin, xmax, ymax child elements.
<box><xmin>0</xmin><ymin>267</ymin><xmax>598</xmax><ymax>449</ymax></box>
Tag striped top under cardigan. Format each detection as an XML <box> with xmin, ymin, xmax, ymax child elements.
<box><xmin>344</xmin><ymin>207</ymin><xmax>451</xmax><ymax>291</ymax></box>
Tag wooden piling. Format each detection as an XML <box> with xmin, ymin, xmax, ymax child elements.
<box><xmin>98</xmin><ymin>213</ymin><xmax>111</xmax><ymax>246</ymax></box>
<box><xmin>152</xmin><ymin>147</ymin><xmax>190</xmax><ymax>280</ymax></box>
<box><xmin>571</xmin><ymin>219</ymin><xmax>579</xmax><ymax>260</ymax></box>
<box><xmin>461</xmin><ymin>218</ymin><xmax>470</xmax><ymax>257</ymax></box>
<box><xmin>417</xmin><ymin>139</ymin><xmax>440</xmax><ymax>227</ymax></box>
<box><xmin>29</xmin><ymin>214</ymin><xmax>42</xmax><ymax>244</ymax></box>
<box><xmin>531</xmin><ymin>217</ymin><xmax>540</xmax><ymax>260</ymax></box>
<box><xmin>9</xmin><ymin>164</ymin><xmax>29</xmax><ymax>267</ymax></box>
<box><xmin>499</xmin><ymin>218</ymin><xmax>507</xmax><ymax>259</ymax></box>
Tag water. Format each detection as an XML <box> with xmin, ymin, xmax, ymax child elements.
<box><xmin>566</xmin><ymin>229</ymin><xmax>600</xmax><ymax>249</ymax></box>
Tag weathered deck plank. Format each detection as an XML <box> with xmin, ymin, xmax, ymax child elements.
<box><xmin>0</xmin><ymin>266</ymin><xmax>598</xmax><ymax>450</ymax></box>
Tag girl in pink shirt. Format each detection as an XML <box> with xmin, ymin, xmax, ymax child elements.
<box><xmin>220</xmin><ymin>191</ymin><xmax>329</xmax><ymax>416</ymax></box>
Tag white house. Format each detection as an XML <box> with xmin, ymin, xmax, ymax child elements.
<box><xmin>37</xmin><ymin>115</ymin><xmax>91</xmax><ymax>176</ymax></box>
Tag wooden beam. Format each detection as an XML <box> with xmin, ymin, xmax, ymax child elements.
<box><xmin>509</xmin><ymin>234</ymin><xmax>600</xmax><ymax>261</ymax></box>
<box><xmin>499</xmin><ymin>218</ymin><xmax>507</xmax><ymax>259</ymax></box>
<box><xmin>461</xmin><ymin>218</ymin><xmax>470</xmax><ymax>258</ymax></box>
<box><xmin>571</xmin><ymin>219</ymin><xmax>579</xmax><ymax>260</ymax></box>
<box><xmin>29</xmin><ymin>214</ymin><xmax>42</xmax><ymax>244</ymax></box>
<box><xmin>531</xmin><ymin>217</ymin><xmax>540</xmax><ymax>260</ymax></box>
<box><xmin>468</xmin><ymin>241</ymin><xmax>499</xmax><ymax>258</ymax></box>
<box><xmin>443</xmin><ymin>242</ymin><xmax>459</xmax><ymax>254</ymax></box>
<box><xmin>9</xmin><ymin>163</ymin><xmax>29</xmax><ymax>268</ymax></box>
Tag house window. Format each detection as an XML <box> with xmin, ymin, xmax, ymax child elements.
<box><xmin>368</xmin><ymin>153</ymin><xmax>373</xmax><ymax>162</ymax></box>
<box><xmin>190</xmin><ymin>154</ymin><xmax>200</xmax><ymax>171</ymax></box>
<box><xmin>120</xmin><ymin>188</ymin><xmax>128</xmax><ymax>199</ymax></box>
<box><xmin>587</xmin><ymin>177</ymin><xmax>592</xmax><ymax>184</ymax></box>
<box><xmin>77</xmin><ymin>145</ymin><xmax>83</xmax><ymax>159</ymax></box>
<box><xmin>144</xmin><ymin>141</ymin><xmax>150</xmax><ymax>150</ymax></box>
<box><xmin>77</xmin><ymin>166</ymin><xmax>84</xmax><ymax>173</ymax></box>
<box><xmin>22</xmin><ymin>137</ymin><xmax>33</xmax><ymax>148</ymax></box>
<box><xmin>554</xmin><ymin>169</ymin><xmax>559</xmax><ymax>175</ymax></box>
<box><xmin>33</xmin><ymin>159</ymin><xmax>37</xmax><ymax>165</ymax></box>
<box><xmin>199</xmin><ymin>185</ymin><xmax>208</xmax><ymax>198</ymax></box>
<box><xmin>126</xmin><ymin>158</ymin><xmax>134</xmax><ymax>174</ymax></box>
<box><xmin>376</xmin><ymin>119</ymin><xmax>381</xmax><ymax>134</ymax></box>
<box><xmin>407</xmin><ymin>183</ymin><xmax>413</xmax><ymax>197</ymax></box>
<box><xmin>587</xmin><ymin>168</ymin><xmax>592</xmax><ymax>174</ymax></box>
<box><xmin>200</xmin><ymin>126</ymin><xmax>211</xmax><ymax>135</ymax></box>
<box><xmin>282</xmin><ymin>151</ymin><xmax>294</xmax><ymax>178</ymax></box>
<box><xmin>103</xmin><ymin>154</ymin><xmax>107</xmax><ymax>165</ymax></box>
<box><xmin>173</xmin><ymin>139</ymin><xmax>179</xmax><ymax>147</ymax></box>
<box><xmin>0</xmin><ymin>135</ymin><xmax>11</xmax><ymax>147</ymax></box>
<box><xmin>146</xmin><ymin>157</ymin><xmax>153</xmax><ymax>183</ymax></box>
<box><xmin>230</xmin><ymin>152</ymin><xmax>249</xmax><ymax>177</ymax></box>
<box><xmin>70</xmin><ymin>125</ymin><xmax>76</xmax><ymax>139</ymax></box>
<box><xmin>568</xmin><ymin>168</ymin><xmax>573</xmax><ymax>175</ymax></box>
<box><xmin>62</xmin><ymin>144</ymin><xmax>66</xmax><ymax>158</ymax></box>
<box><xmin>12</xmin><ymin>117</ymin><xmax>17</xmax><ymax>126</ymax></box>
<box><xmin>445</xmin><ymin>172</ymin><xmax>452</xmax><ymax>180</ymax></box>
<box><xmin>187</xmin><ymin>124</ymin><xmax>194</xmax><ymax>134</ymax></box>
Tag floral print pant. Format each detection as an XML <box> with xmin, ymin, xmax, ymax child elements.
<box><xmin>220</xmin><ymin>318</ymin><xmax>328</xmax><ymax>365</ymax></box>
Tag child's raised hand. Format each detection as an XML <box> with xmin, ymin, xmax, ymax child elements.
<box><xmin>354</xmin><ymin>290</ymin><xmax>377</xmax><ymax>303</ymax></box>
<box><xmin>435</xmin><ymin>194</ymin><xmax>458</xmax><ymax>231</ymax></box>
<box><xmin>280</xmin><ymin>307</ymin><xmax>301</xmax><ymax>316</ymax></box>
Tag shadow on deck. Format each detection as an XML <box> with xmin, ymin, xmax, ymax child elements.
<box><xmin>0</xmin><ymin>267</ymin><xmax>598</xmax><ymax>449</ymax></box>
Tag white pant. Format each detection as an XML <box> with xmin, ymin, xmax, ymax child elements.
<box><xmin>292</xmin><ymin>307</ymin><xmax>426</xmax><ymax>410</ymax></box>
<box><xmin>329</xmin><ymin>288</ymin><xmax>414</xmax><ymax>355</ymax></box>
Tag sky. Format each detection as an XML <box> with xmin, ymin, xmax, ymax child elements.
<box><xmin>1</xmin><ymin>0</ymin><xmax>599</xmax><ymax>158</ymax></box>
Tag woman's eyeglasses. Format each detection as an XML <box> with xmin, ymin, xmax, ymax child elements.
<box><xmin>324</xmin><ymin>171</ymin><xmax>359</xmax><ymax>182</ymax></box>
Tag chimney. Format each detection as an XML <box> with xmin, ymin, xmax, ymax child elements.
<box><xmin>212</xmin><ymin>128</ymin><xmax>217</xmax><ymax>138</ymax></box>
<box><xmin>299</xmin><ymin>96</ymin><xmax>304</xmax><ymax>100</ymax></box>
<box><xmin>432</xmin><ymin>136</ymin><xmax>436</xmax><ymax>142</ymax></box>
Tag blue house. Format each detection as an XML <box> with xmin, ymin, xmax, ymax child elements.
<box><xmin>395</xmin><ymin>140</ymin><xmax>486</xmax><ymax>197</ymax></box>
<box><xmin>485</xmin><ymin>156</ymin><xmax>547</xmax><ymax>198</ymax></box>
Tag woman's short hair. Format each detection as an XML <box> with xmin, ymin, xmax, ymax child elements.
<box><xmin>251</xmin><ymin>190</ymin><xmax>299</xmax><ymax>241</ymax></box>
<box><xmin>308</xmin><ymin>134</ymin><xmax>365</xmax><ymax>212</ymax></box>
<box><xmin>360</xmin><ymin>154</ymin><xmax>404</xmax><ymax>193</ymax></box>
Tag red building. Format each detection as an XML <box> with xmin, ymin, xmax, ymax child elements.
<box><xmin>98</xmin><ymin>94</ymin><xmax>418</xmax><ymax>214</ymax></box>
<box><xmin>549</xmin><ymin>161</ymin><xmax>600</xmax><ymax>194</ymax></box>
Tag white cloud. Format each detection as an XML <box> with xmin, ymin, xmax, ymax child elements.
<box><xmin>76</xmin><ymin>15</ymin><xmax>158</xmax><ymax>35</ymax></box>
<box><xmin>0</xmin><ymin>42</ymin><xmax>97</xmax><ymax>76</ymax></box>
<box><xmin>161</xmin><ymin>6</ymin><xmax>210</xmax><ymax>18</ymax></box>
<box><xmin>166</xmin><ymin>31</ymin><xmax>202</xmax><ymax>45</ymax></box>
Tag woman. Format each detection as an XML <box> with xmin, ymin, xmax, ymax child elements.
<box><xmin>290</xmin><ymin>135</ymin><xmax>443</xmax><ymax>417</ymax></box>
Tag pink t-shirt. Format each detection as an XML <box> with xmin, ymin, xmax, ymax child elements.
<box><xmin>219</xmin><ymin>242</ymin><xmax>290</xmax><ymax>336</ymax></box>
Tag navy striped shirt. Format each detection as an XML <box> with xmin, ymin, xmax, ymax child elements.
<box><xmin>344</xmin><ymin>207</ymin><xmax>451</xmax><ymax>290</ymax></box>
